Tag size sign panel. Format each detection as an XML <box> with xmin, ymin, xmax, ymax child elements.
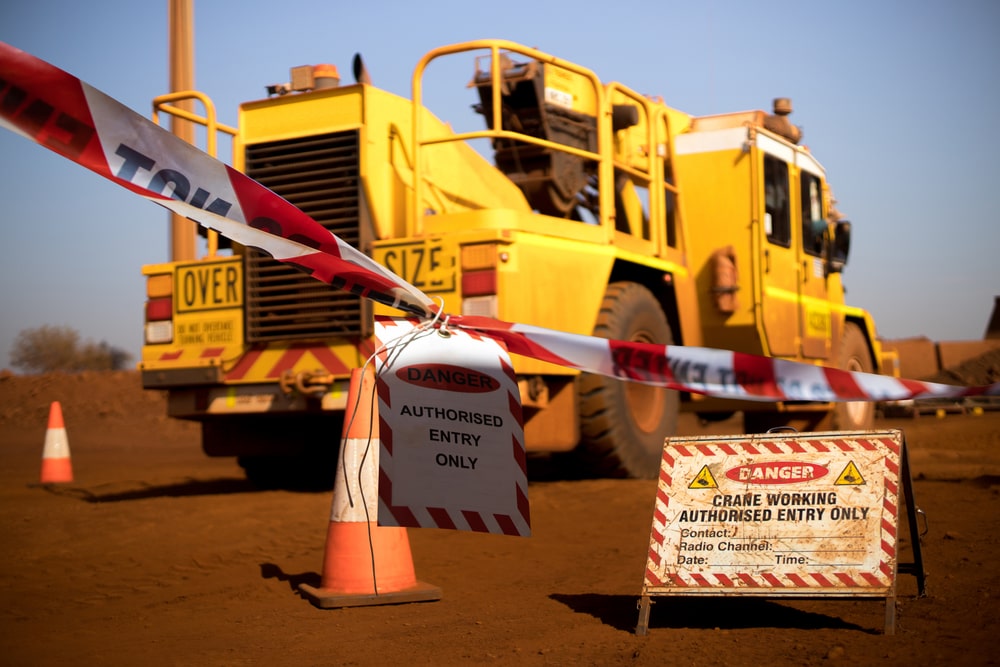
<box><xmin>642</xmin><ymin>430</ymin><xmax>902</xmax><ymax>597</ymax></box>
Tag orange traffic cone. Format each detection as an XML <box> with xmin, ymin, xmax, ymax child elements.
<box><xmin>40</xmin><ymin>401</ymin><xmax>73</xmax><ymax>484</ymax></box>
<box><xmin>299</xmin><ymin>366</ymin><xmax>441</xmax><ymax>608</ymax></box>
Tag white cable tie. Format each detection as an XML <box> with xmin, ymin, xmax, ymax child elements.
<box><xmin>438</xmin><ymin>314</ymin><xmax>453</xmax><ymax>338</ymax></box>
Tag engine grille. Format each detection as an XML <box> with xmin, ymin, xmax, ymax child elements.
<box><xmin>243</xmin><ymin>130</ymin><xmax>365</xmax><ymax>341</ymax></box>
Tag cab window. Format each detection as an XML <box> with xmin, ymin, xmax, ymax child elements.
<box><xmin>763</xmin><ymin>155</ymin><xmax>790</xmax><ymax>247</ymax></box>
<box><xmin>800</xmin><ymin>172</ymin><xmax>826</xmax><ymax>256</ymax></box>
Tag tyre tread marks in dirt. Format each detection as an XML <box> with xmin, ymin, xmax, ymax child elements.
<box><xmin>577</xmin><ymin>281</ymin><xmax>678</xmax><ymax>479</ymax></box>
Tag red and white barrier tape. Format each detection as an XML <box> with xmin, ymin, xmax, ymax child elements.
<box><xmin>3</xmin><ymin>42</ymin><xmax>998</xmax><ymax>404</ymax></box>
<box><xmin>0</xmin><ymin>42</ymin><xmax>435</xmax><ymax>319</ymax></box>
<box><xmin>445</xmin><ymin>316</ymin><xmax>999</xmax><ymax>402</ymax></box>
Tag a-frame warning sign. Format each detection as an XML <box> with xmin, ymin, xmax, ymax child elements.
<box><xmin>637</xmin><ymin>429</ymin><xmax>925</xmax><ymax>636</ymax></box>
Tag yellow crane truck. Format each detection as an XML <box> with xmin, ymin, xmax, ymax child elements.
<box><xmin>139</xmin><ymin>40</ymin><xmax>890</xmax><ymax>484</ymax></box>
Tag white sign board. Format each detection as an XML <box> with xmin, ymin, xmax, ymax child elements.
<box><xmin>642</xmin><ymin>430</ymin><xmax>902</xmax><ymax>596</ymax></box>
<box><xmin>374</xmin><ymin>317</ymin><xmax>530</xmax><ymax>536</ymax></box>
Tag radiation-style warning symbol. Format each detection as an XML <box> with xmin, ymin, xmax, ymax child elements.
<box><xmin>835</xmin><ymin>460</ymin><xmax>865</xmax><ymax>485</ymax></box>
<box><xmin>688</xmin><ymin>465</ymin><xmax>718</xmax><ymax>489</ymax></box>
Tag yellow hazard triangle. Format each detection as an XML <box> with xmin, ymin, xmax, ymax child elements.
<box><xmin>835</xmin><ymin>460</ymin><xmax>865</xmax><ymax>485</ymax></box>
<box><xmin>689</xmin><ymin>465</ymin><xmax>718</xmax><ymax>489</ymax></box>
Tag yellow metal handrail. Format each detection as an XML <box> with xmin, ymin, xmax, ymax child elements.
<box><xmin>152</xmin><ymin>91</ymin><xmax>238</xmax><ymax>258</ymax></box>
<box><xmin>411</xmin><ymin>40</ymin><xmax>609</xmax><ymax>236</ymax></box>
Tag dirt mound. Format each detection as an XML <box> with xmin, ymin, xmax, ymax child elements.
<box><xmin>927</xmin><ymin>348</ymin><xmax>1000</xmax><ymax>386</ymax></box>
<box><xmin>0</xmin><ymin>369</ymin><xmax>185</xmax><ymax>434</ymax></box>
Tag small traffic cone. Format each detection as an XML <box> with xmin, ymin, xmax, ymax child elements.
<box><xmin>299</xmin><ymin>366</ymin><xmax>441</xmax><ymax>608</ymax></box>
<box><xmin>40</xmin><ymin>401</ymin><xmax>73</xmax><ymax>484</ymax></box>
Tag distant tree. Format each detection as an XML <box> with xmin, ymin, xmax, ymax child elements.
<box><xmin>9</xmin><ymin>325</ymin><xmax>133</xmax><ymax>373</ymax></box>
<box><xmin>9</xmin><ymin>325</ymin><xmax>79</xmax><ymax>373</ymax></box>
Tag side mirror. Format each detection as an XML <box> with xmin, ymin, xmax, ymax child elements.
<box><xmin>827</xmin><ymin>220</ymin><xmax>851</xmax><ymax>273</ymax></box>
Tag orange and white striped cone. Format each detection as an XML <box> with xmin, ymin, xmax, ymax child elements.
<box><xmin>299</xmin><ymin>366</ymin><xmax>441</xmax><ymax>608</ymax></box>
<box><xmin>40</xmin><ymin>401</ymin><xmax>73</xmax><ymax>484</ymax></box>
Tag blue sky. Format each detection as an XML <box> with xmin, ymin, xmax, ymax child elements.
<box><xmin>1</xmin><ymin>0</ymin><xmax>998</xmax><ymax>370</ymax></box>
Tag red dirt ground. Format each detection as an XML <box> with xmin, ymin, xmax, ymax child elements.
<box><xmin>1</xmin><ymin>370</ymin><xmax>998</xmax><ymax>666</ymax></box>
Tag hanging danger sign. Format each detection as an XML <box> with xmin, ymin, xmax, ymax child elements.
<box><xmin>637</xmin><ymin>429</ymin><xmax>923</xmax><ymax>635</ymax></box>
<box><xmin>373</xmin><ymin>317</ymin><xmax>530</xmax><ymax>537</ymax></box>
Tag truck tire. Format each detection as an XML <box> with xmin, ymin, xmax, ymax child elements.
<box><xmin>744</xmin><ymin>323</ymin><xmax>876</xmax><ymax>434</ymax></box>
<box><xmin>203</xmin><ymin>415</ymin><xmax>342</xmax><ymax>490</ymax></box>
<box><xmin>833</xmin><ymin>322</ymin><xmax>875</xmax><ymax>430</ymax></box>
<box><xmin>577</xmin><ymin>281</ymin><xmax>678</xmax><ymax>478</ymax></box>
<box><xmin>238</xmin><ymin>452</ymin><xmax>338</xmax><ymax>491</ymax></box>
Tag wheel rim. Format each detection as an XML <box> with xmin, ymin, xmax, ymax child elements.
<box><xmin>626</xmin><ymin>381</ymin><xmax>666</xmax><ymax>434</ymax></box>
<box><xmin>843</xmin><ymin>356</ymin><xmax>870</xmax><ymax>425</ymax></box>
<box><xmin>625</xmin><ymin>329</ymin><xmax>666</xmax><ymax>434</ymax></box>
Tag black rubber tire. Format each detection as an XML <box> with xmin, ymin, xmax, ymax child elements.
<box><xmin>238</xmin><ymin>449</ymin><xmax>338</xmax><ymax>491</ymax></box>
<box><xmin>204</xmin><ymin>414</ymin><xmax>342</xmax><ymax>491</ymax></box>
<box><xmin>832</xmin><ymin>322</ymin><xmax>876</xmax><ymax>430</ymax></box>
<box><xmin>577</xmin><ymin>282</ymin><xmax>679</xmax><ymax>478</ymax></box>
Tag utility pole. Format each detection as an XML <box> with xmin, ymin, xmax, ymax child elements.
<box><xmin>168</xmin><ymin>0</ymin><xmax>196</xmax><ymax>261</ymax></box>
